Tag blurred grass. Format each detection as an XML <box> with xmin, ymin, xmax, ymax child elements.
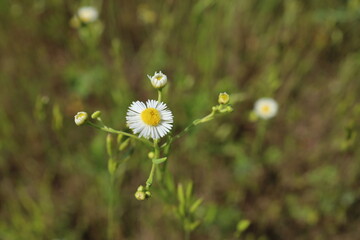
<box><xmin>1</xmin><ymin>0</ymin><xmax>360</xmax><ymax>239</ymax></box>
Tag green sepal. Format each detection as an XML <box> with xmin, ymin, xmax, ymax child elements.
<box><xmin>152</xmin><ymin>157</ymin><xmax>167</xmax><ymax>164</ymax></box>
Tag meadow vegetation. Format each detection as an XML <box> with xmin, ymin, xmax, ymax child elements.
<box><xmin>1</xmin><ymin>0</ymin><xmax>360</xmax><ymax>239</ymax></box>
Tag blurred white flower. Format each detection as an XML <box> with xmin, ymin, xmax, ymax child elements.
<box><xmin>254</xmin><ymin>98</ymin><xmax>278</xmax><ymax>119</ymax></box>
<box><xmin>126</xmin><ymin>100</ymin><xmax>173</xmax><ymax>139</ymax></box>
<box><xmin>147</xmin><ymin>71</ymin><xmax>167</xmax><ymax>89</ymax></box>
<box><xmin>74</xmin><ymin>111</ymin><xmax>88</xmax><ymax>126</ymax></box>
<box><xmin>77</xmin><ymin>6</ymin><xmax>98</xmax><ymax>23</ymax></box>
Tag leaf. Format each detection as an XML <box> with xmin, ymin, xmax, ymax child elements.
<box><xmin>186</xmin><ymin>181</ymin><xmax>193</xmax><ymax>201</ymax></box>
<box><xmin>152</xmin><ymin>157</ymin><xmax>167</xmax><ymax>164</ymax></box>
<box><xmin>107</xmin><ymin>159</ymin><xmax>117</xmax><ymax>175</ymax></box>
<box><xmin>119</xmin><ymin>138</ymin><xmax>130</xmax><ymax>151</ymax></box>
<box><xmin>177</xmin><ymin>184</ymin><xmax>186</xmax><ymax>216</ymax></box>
<box><xmin>190</xmin><ymin>198</ymin><xmax>203</xmax><ymax>214</ymax></box>
<box><xmin>189</xmin><ymin>220</ymin><xmax>201</xmax><ymax>231</ymax></box>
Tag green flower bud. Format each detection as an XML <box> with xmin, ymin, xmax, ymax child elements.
<box><xmin>135</xmin><ymin>191</ymin><xmax>146</xmax><ymax>201</ymax></box>
<box><xmin>91</xmin><ymin>110</ymin><xmax>101</xmax><ymax>119</ymax></box>
<box><xmin>148</xmin><ymin>152</ymin><xmax>155</xmax><ymax>159</ymax></box>
<box><xmin>226</xmin><ymin>106</ymin><xmax>233</xmax><ymax>112</ymax></box>
<box><xmin>145</xmin><ymin>191</ymin><xmax>152</xmax><ymax>199</ymax></box>
<box><xmin>106</xmin><ymin>134</ymin><xmax>113</xmax><ymax>156</ymax></box>
<box><xmin>137</xmin><ymin>185</ymin><xmax>144</xmax><ymax>192</ymax></box>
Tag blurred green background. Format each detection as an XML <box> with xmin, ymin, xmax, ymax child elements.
<box><xmin>1</xmin><ymin>0</ymin><xmax>360</xmax><ymax>239</ymax></box>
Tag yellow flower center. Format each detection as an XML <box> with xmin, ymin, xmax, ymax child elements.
<box><xmin>77</xmin><ymin>112</ymin><xmax>86</xmax><ymax>119</ymax></box>
<box><xmin>219</xmin><ymin>93</ymin><xmax>229</xmax><ymax>104</ymax></box>
<box><xmin>261</xmin><ymin>105</ymin><xmax>270</xmax><ymax>114</ymax></box>
<box><xmin>155</xmin><ymin>75</ymin><xmax>163</xmax><ymax>81</ymax></box>
<box><xmin>141</xmin><ymin>108</ymin><xmax>161</xmax><ymax>126</ymax></box>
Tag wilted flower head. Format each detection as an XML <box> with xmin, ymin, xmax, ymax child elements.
<box><xmin>126</xmin><ymin>100</ymin><xmax>173</xmax><ymax>139</ymax></box>
<box><xmin>218</xmin><ymin>92</ymin><xmax>230</xmax><ymax>105</ymax></box>
<box><xmin>147</xmin><ymin>71</ymin><xmax>167</xmax><ymax>89</ymax></box>
<box><xmin>77</xmin><ymin>6</ymin><xmax>98</xmax><ymax>23</ymax></box>
<box><xmin>74</xmin><ymin>111</ymin><xmax>88</xmax><ymax>125</ymax></box>
<box><xmin>254</xmin><ymin>98</ymin><xmax>278</xmax><ymax>119</ymax></box>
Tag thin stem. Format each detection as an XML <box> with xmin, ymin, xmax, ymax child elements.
<box><xmin>87</xmin><ymin>121</ymin><xmax>153</xmax><ymax>147</ymax></box>
<box><xmin>157</xmin><ymin>89</ymin><xmax>162</xmax><ymax>102</ymax></box>
<box><xmin>172</xmin><ymin>111</ymin><xmax>215</xmax><ymax>142</ymax></box>
<box><xmin>107</xmin><ymin>172</ymin><xmax>115</xmax><ymax>240</ymax></box>
<box><xmin>172</xmin><ymin>122</ymin><xmax>196</xmax><ymax>142</ymax></box>
<box><xmin>146</xmin><ymin>163</ymin><xmax>156</xmax><ymax>188</ymax></box>
<box><xmin>146</xmin><ymin>140</ymin><xmax>159</xmax><ymax>188</ymax></box>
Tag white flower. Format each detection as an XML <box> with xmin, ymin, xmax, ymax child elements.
<box><xmin>77</xmin><ymin>6</ymin><xmax>98</xmax><ymax>23</ymax></box>
<box><xmin>126</xmin><ymin>100</ymin><xmax>173</xmax><ymax>139</ymax></box>
<box><xmin>147</xmin><ymin>71</ymin><xmax>167</xmax><ymax>89</ymax></box>
<box><xmin>254</xmin><ymin>98</ymin><xmax>278</xmax><ymax>119</ymax></box>
<box><xmin>74</xmin><ymin>112</ymin><xmax>88</xmax><ymax>125</ymax></box>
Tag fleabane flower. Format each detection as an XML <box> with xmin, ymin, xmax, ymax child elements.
<box><xmin>218</xmin><ymin>92</ymin><xmax>230</xmax><ymax>104</ymax></box>
<box><xmin>126</xmin><ymin>100</ymin><xmax>173</xmax><ymax>139</ymax></box>
<box><xmin>74</xmin><ymin>111</ymin><xmax>88</xmax><ymax>126</ymax></box>
<box><xmin>254</xmin><ymin>98</ymin><xmax>278</xmax><ymax>119</ymax></box>
<box><xmin>77</xmin><ymin>6</ymin><xmax>98</xmax><ymax>23</ymax></box>
<box><xmin>147</xmin><ymin>71</ymin><xmax>167</xmax><ymax>89</ymax></box>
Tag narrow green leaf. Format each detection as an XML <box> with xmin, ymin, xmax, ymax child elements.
<box><xmin>186</xmin><ymin>181</ymin><xmax>193</xmax><ymax>201</ymax></box>
<box><xmin>119</xmin><ymin>138</ymin><xmax>130</xmax><ymax>151</ymax></box>
<box><xmin>177</xmin><ymin>184</ymin><xmax>186</xmax><ymax>216</ymax></box>
<box><xmin>189</xmin><ymin>220</ymin><xmax>201</xmax><ymax>231</ymax></box>
<box><xmin>190</xmin><ymin>198</ymin><xmax>203</xmax><ymax>214</ymax></box>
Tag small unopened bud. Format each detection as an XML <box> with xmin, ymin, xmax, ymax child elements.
<box><xmin>91</xmin><ymin>110</ymin><xmax>101</xmax><ymax>119</ymax></box>
<box><xmin>218</xmin><ymin>92</ymin><xmax>230</xmax><ymax>105</ymax></box>
<box><xmin>106</xmin><ymin>134</ymin><xmax>113</xmax><ymax>156</ymax></box>
<box><xmin>145</xmin><ymin>191</ymin><xmax>152</xmax><ymax>198</ymax></box>
<box><xmin>74</xmin><ymin>111</ymin><xmax>88</xmax><ymax>126</ymax></box>
<box><xmin>148</xmin><ymin>152</ymin><xmax>155</xmax><ymax>159</ymax></box>
<box><xmin>147</xmin><ymin>71</ymin><xmax>167</xmax><ymax>89</ymax></box>
<box><xmin>137</xmin><ymin>185</ymin><xmax>144</xmax><ymax>192</ymax></box>
<box><xmin>135</xmin><ymin>191</ymin><xmax>146</xmax><ymax>201</ymax></box>
<box><xmin>226</xmin><ymin>106</ymin><xmax>233</xmax><ymax>112</ymax></box>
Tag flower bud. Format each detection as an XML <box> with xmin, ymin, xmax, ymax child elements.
<box><xmin>135</xmin><ymin>191</ymin><xmax>146</xmax><ymax>201</ymax></box>
<box><xmin>145</xmin><ymin>191</ymin><xmax>152</xmax><ymax>198</ymax></box>
<box><xmin>91</xmin><ymin>110</ymin><xmax>101</xmax><ymax>119</ymax></box>
<box><xmin>74</xmin><ymin>111</ymin><xmax>88</xmax><ymax>126</ymax></box>
<box><xmin>218</xmin><ymin>92</ymin><xmax>230</xmax><ymax>105</ymax></box>
<box><xmin>147</xmin><ymin>71</ymin><xmax>167</xmax><ymax>89</ymax></box>
<box><xmin>137</xmin><ymin>185</ymin><xmax>145</xmax><ymax>192</ymax></box>
<box><xmin>148</xmin><ymin>152</ymin><xmax>155</xmax><ymax>159</ymax></box>
<box><xmin>106</xmin><ymin>134</ymin><xmax>113</xmax><ymax>156</ymax></box>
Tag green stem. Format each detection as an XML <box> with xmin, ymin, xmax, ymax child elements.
<box><xmin>107</xmin><ymin>172</ymin><xmax>115</xmax><ymax>240</ymax></box>
<box><xmin>146</xmin><ymin>140</ymin><xmax>160</xmax><ymax>188</ymax></box>
<box><xmin>157</xmin><ymin>89</ymin><xmax>162</xmax><ymax>102</ymax></box>
<box><xmin>172</xmin><ymin>111</ymin><xmax>215</xmax><ymax>142</ymax></box>
<box><xmin>87</xmin><ymin>121</ymin><xmax>153</xmax><ymax>147</ymax></box>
